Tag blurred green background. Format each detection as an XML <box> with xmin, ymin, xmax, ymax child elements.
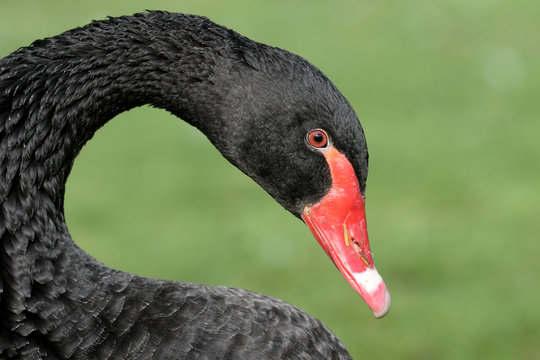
<box><xmin>2</xmin><ymin>1</ymin><xmax>539</xmax><ymax>359</ymax></box>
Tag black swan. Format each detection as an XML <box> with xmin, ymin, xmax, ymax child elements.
<box><xmin>0</xmin><ymin>11</ymin><xmax>390</xmax><ymax>359</ymax></box>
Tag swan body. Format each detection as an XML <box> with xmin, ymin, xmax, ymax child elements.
<box><xmin>0</xmin><ymin>11</ymin><xmax>388</xmax><ymax>359</ymax></box>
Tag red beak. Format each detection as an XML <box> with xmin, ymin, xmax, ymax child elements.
<box><xmin>301</xmin><ymin>147</ymin><xmax>391</xmax><ymax>318</ymax></box>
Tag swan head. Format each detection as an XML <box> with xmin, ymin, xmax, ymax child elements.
<box><xmin>183</xmin><ymin>43</ymin><xmax>391</xmax><ymax>318</ymax></box>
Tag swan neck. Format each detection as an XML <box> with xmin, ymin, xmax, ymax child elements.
<box><xmin>0</xmin><ymin>12</ymin><xmax>236</xmax><ymax>328</ymax></box>
<box><xmin>0</xmin><ymin>14</ymin><xmax>237</xmax><ymax>208</ymax></box>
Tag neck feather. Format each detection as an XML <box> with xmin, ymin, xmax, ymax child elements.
<box><xmin>0</xmin><ymin>11</ymin><xmax>246</xmax><ymax>335</ymax></box>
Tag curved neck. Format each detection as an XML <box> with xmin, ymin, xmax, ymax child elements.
<box><xmin>0</xmin><ymin>12</ymin><xmax>245</xmax><ymax>328</ymax></box>
<box><xmin>1</xmin><ymin>13</ymin><xmax>242</xmax><ymax>209</ymax></box>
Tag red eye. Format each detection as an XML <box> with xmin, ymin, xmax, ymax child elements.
<box><xmin>307</xmin><ymin>129</ymin><xmax>328</xmax><ymax>148</ymax></box>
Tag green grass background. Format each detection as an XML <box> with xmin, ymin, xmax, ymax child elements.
<box><xmin>2</xmin><ymin>1</ymin><xmax>539</xmax><ymax>358</ymax></box>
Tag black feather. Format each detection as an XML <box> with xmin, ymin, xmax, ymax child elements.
<box><xmin>0</xmin><ymin>11</ymin><xmax>368</xmax><ymax>359</ymax></box>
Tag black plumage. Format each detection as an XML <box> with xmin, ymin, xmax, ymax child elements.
<box><xmin>0</xmin><ymin>11</ymin><xmax>370</xmax><ymax>359</ymax></box>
